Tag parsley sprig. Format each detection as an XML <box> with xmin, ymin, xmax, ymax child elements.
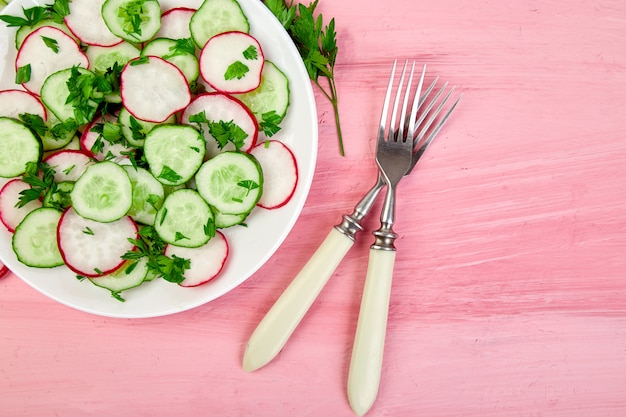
<box><xmin>122</xmin><ymin>225</ymin><xmax>190</xmax><ymax>285</ymax></box>
<box><xmin>0</xmin><ymin>0</ymin><xmax>70</xmax><ymax>27</ymax></box>
<box><xmin>263</xmin><ymin>0</ymin><xmax>344</xmax><ymax>155</ymax></box>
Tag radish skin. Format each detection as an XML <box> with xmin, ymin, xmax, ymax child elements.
<box><xmin>57</xmin><ymin>208</ymin><xmax>138</xmax><ymax>277</ymax></box>
<box><xmin>0</xmin><ymin>89</ymin><xmax>47</xmax><ymax>121</ymax></box>
<box><xmin>165</xmin><ymin>231</ymin><xmax>229</xmax><ymax>287</ymax></box>
<box><xmin>0</xmin><ymin>179</ymin><xmax>43</xmax><ymax>232</ymax></box>
<box><xmin>250</xmin><ymin>141</ymin><xmax>298</xmax><ymax>209</ymax></box>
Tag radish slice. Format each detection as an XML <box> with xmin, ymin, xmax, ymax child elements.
<box><xmin>57</xmin><ymin>207</ymin><xmax>137</xmax><ymax>277</ymax></box>
<box><xmin>43</xmin><ymin>150</ymin><xmax>95</xmax><ymax>183</ymax></box>
<box><xmin>0</xmin><ymin>89</ymin><xmax>47</xmax><ymax>121</ymax></box>
<box><xmin>16</xmin><ymin>26</ymin><xmax>89</xmax><ymax>95</ymax></box>
<box><xmin>155</xmin><ymin>7</ymin><xmax>195</xmax><ymax>40</ymax></box>
<box><xmin>120</xmin><ymin>56</ymin><xmax>191</xmax><ymax>123</ymax></box>
<box><xmin>181</xmin><ymin>92</ymin><xmax>258</xmax><ymax>157</ymax></box>
<box><xmin>80</xmin><ymin>113</ymin><xmax>131</xmax><ymax>161</ymax></box>
<box><xmin>0</xmin><ymin>261</ymin><xmax>8</xmax><ymax>278</ymax></box>
<box><xmin>250</xmin><ymin>140</ymin><xmax>298</xmax><ymax>209</ymax></box>
<box><xmin>65</xmin><ymin>0</ymin><xmax>123</xmax><ymax>46</ymax></box>
<box><xmin>0</xmin><ymin>179</ymin><xmax>43</xmax><ymax>232</ymax></box>
<box><xmin>164</xmin><ymin>231</ymin><xmax>229</xmax><ymax>287</ymax></box>
<box><xmin>199</xmin><ymin>31</ymin><xmax>264</xmax><ymax>94</ymax></box>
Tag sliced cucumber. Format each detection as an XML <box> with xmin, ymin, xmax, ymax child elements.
<box><xmin>213</xmin><ymin>209</ymin><xmax>247</xmax><ymax>228</ymax></box>
<box><xmin>189</xmin><ymin>0</ymin><xmax>249</xmax><ymax>48</ymax></box>
<box><xmin>141</xmin><ymin>38</ymin><xmax>199</xmax><ymax>84</ymax></box>
<box><xmin>101</xmin><ymin>0</ymin><xmax>162</xmax><ymax>43</ymax></box>
<box><xmin>12</xmin><ymin>207</ymin><xmax>64</xmax><ymax>268</ymax></box>
<box><xmin>89</xmin><ymin>258</ymin><xmax>149</xmax><ymax>296</ymax></box>
<box><xmin>123</xmin><ymin>165</ymin><xmax>164</xmax><ymax>225</ymax></box>
<box><xmin>143</xmin><ymin>124</ymin><xmax>205</xmax><ymax>186</ymax></box>
<box><xmin>154</xmin><ymin>188</ymin><xmax>215</xmax><ymax>248</ymax></box>
<box><xmin>71</xmin><ymin>161</ymin><xmax>133</xmax><ymax>223</ymax></box>
<box><xmin>195</xmin><ymin>151</ymin><xmax>263</xmax><ymax>215</ymax></box>
<box><xmin>0</xmin><ymin>117</ymin><xmax>41</xmax><ymax>178</ymax></box>
<box><xmin>86</xmin><ymin>41</ymin><xmax>141</xmax><ymax>74</ymax></box>
<box><xmin>234</xmin><ymin>61</ymin><xmax>290</xmax><ymax>123</ymax></box>
<box><xmin>15</xmin><ymin>19</ymin><xmax>77</xmax><ymax>50</ymax></box>
<box><xmin>40</xmin><ymin>67</ymin><xmax>95</xmax><ymax>124</ymax></box>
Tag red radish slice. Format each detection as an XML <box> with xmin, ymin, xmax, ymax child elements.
<box><xmin>120</xmin><ymin>56</ymin><xmax>191</xmax><ymax>123</ymax></box>
<box><xmin>199</xmin><ymin>31</ymin><xmax>264</xmax><ymax>94</ymax></box>
<box><xmin>43</xmin><ymin>150</ymin><xmax>95</xmax><ymax>183</ymax></box>
<box><xmin>0</xmin><ymin>261</ymin><xmax>8</xmax><ymax>278</ymax></box>
<box><xmin>155</xmin><ymin>7</ymin><xmax>195</xmax><ymax>40</ymax></box>
<box><xmin>250</xmin><ymin>140</ymin><xmax>298</xmax><ymax>209</ymax></box>
<box><xmin>0</xmin><ymin>89</ymin><xmax>47</xmax><ymax>121</ymax></box>
<box><xmin>65</xmin><ymin>0</ymin><xmax>123</xmax><ymax>46</ymax></box>
<box><xmin>80</xmin><ymin>113</ymin><xmax>130</xmax><ymax>161</ymax></box>
<box><xmin>57</xmin><ymin>207</ymin><xmax>137</xmax><ymax>277</ymax></box>
<box><xmin>16</xmin><ymin>26</ymin><xmax>89</xmax><ymax>95</ymax></box>
<box><xmin>0</xmin><ymin>179</ymin><xmax>43</xmax><ymax>232</ymax></box>
<box><xmin>181</xmin><ymin>92</ymin><xmax>258</xmax><ymax>157</ymax></box>
<box><xmin>164</xmin><ymin>231</ymin><xmax>229</xmax><ymax>287</ymax></box>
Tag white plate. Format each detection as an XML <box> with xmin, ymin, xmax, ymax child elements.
<box><xmin>0</xmin><ymin>0</ymin><xmax>317</xmax><ymax>318</ymax></box>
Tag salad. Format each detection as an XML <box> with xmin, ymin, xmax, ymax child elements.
<box><xmin>0</xmin><ymin>0</ymin><xmax>300</xmax><ymax>301</ymax></box>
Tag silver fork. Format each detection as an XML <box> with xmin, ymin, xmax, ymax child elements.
<box><xmin>243</xmin><ymin>62</ymin><xmax>460</xmax><ymax>375</ymax></box>
<box><xmin>347</xmin><ymin>60</ymin><xmax>425</xmax><ymax>416</ymax></box>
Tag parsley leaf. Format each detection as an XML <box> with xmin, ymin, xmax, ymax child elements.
<box><xmin>260</xmin><ymin>110</ymin><xmax>283</xmax><ymax>137</ymax></box>
<box><xmin>164</xmin><ymin>37</ymin><xmax>196</xmax><ymax>59</ymax></box>
<box><xmin>122</xmin><ymin>226</ymin><xmax>190</xmax><ymax>285</ymax></box>
<box><xmin>15</xmin><ymin>64</ymin><xmax>31</xmax><ymax>84</ymax></box>
<box><xmin>224</xmin><ymin>61</ymin><xmax>249</xmax><ymax>80</ymax></box>
<box><xmin>242</xmin><ymin>45</ymin><xmax>258</xmax><ymax>60</ymax></box>
<box><xmin>17</xmin><ymin>162</ymin><xmax>56</xmax><ymax>208</ymax></box>
<box><xmin>262</xmin><ymin>0</ymin><xmax>344</xmax><ymax>155</ymax></box>
<box><xmin>41</xmin><ymin>35</ymin><xmax>60</xmax><ymax>53</ymax></box>
<box><xmin>158</xmin><ymin>165</ymin><xmax>182</xmax><ymax>183</ymax></box>
<box><xmin>207</xmin><ymin>120</ymin><xmax>248</xmax><ymax>150</ymax></box>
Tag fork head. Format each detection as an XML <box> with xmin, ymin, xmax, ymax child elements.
<box><xmin>375</xmin><ymin>60</ymin><xmax>423</xmax><ymax>189</ymax></box>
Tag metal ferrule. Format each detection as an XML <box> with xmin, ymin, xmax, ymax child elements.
<box><xmin>334</xmin><ymin>214</ymin><xmax>364</xmax><ymax>242</ymax></box>
<box><xmin>370</xmin><ymin>229</ymin><xmax>398</xmax><ymax>251</ymax></box>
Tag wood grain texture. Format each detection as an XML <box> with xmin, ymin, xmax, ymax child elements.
<box><xmin>2</xmin><ymin>0</ymin><xmax>626</xmax><ymax>416</ymax></box>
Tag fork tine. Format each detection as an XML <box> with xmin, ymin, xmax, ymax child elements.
<box><xmin>406</xmin><ymin>64</ymin><xmax>426</xmax><ymax>139</ymax></box>
<box><xmin>415</xmin><ymin>85</ymin><xmax>455</xmax><ymax>145</ymax></box>
<box><xmin>378</xmin><ymin>60</ymin><xmax>397</xmax><ymax>140</ymax></box>
<box><xmin>410</xmin><ymin>90</ymin><xmax>462</xmax><ymax>168</ymax></box>
<box><xmin>397</xmin><ymin>61</ymin><xmax>416</xmax><ymax>142</ymax></box>
<box><xmin>388</xmin><ymin>60</ymin><xmax>409</xmax><ymax>142</ymax></box>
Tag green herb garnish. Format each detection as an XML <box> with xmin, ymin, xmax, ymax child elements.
<box><xmin>263</xmin><ymin>0</ymin><xmax>343</xmax><ymax>155</ymax></box>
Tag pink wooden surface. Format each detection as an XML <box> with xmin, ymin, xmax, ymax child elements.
<box><xmin>2</xmin><ymin>0</ymin><xmax>626</xmax><ymax>416</ymax></box>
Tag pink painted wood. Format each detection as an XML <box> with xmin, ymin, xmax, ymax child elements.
<box><xmin>2</xmin><ymin>0</ymin><xmax>626</xmax><ymax>415</ymax></box>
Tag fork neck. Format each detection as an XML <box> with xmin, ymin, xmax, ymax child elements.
<box><xmin>371</xmin><ymin>184</ymin><xmax>398</xmax><ymax>251</ymax></box>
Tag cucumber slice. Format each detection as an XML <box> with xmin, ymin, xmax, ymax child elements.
<box><xmin>123</xmin><ymin>165</ymin><xmax>164</xmax><ymax>225</ymax></box>
<box><xmin>40</xmin><ymin>67</ymin><xmax>95</xmax><ymax>124</ymax></box>
<box><xmin>189</xmin><ymin>0</ymin><xmax>249</xmax><ymax>48</ymax></box>
<box><xmin>86</xmin><ymin>41</ymin><xmax>141</xmax><ymax>74</ymax></box>
<box><xmin>15</xmin><ymin>19</ymin><xmax>77</xmax><ymax>50</ymax></box>
<box><xmin>12</xmin><ymin>207</ymin><xmax>64</xmax><ymax>268</ymax></box>
<box><xmin>101</xmin><ymin>0</ymin><xmax>162</xmax><ymax>43</ymax></box>
<box><xmin>143</xmin><ymin>124</ymin><xmax>205</xmax><ymax>186</ymax></box>
<box><xmin>154</xmin><ymin>188</ymin><xmax>215</xmax><ymax>248</ymax></box>
<box><xmin>234</xmin><ymin>61</ymin><xmax>290</xmax><ymax>123</ymax></box>
<box><xmin>88</xmin><ymin>258</ymin><xmax>149</xmax><ymax>295</ymax></box>
<box><xmin>71</xmin><ymin>161</ymin><xmax>133</xmax><ymax>223</ymax></box>
<box><xmin>213</xmin><ymin>209</ymin><xmax>247</xmax><ymax>228</ymax></box>
<box><xmin>0</xmin><ymin>117</ymin><xmax>41</xmax><ymax>178</ymax></box>
<box><xmin>195</xmin><ymin>151</ymin><xmax>263</xmax><ymax>215</ymax></box>
<box><xmin>141</xmin><ymin>38</ymin><xmax>199</xmax><ymax>84</ymax></box>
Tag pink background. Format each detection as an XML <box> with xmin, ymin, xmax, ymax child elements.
<box><xmin>2</xmin><ymin>0</ymin><xmax>626</xmax><ymax>416</ymax></box>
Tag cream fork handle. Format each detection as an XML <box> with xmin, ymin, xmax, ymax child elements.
<box><xmin>243</xmin><ymin>227</ymin><xmax>354</xmax><ymax>372</ymax></box>
<box><xmin>347</xmin><ymin>248</ymin><xmax>396</xmax><ymax>417</ymax></box>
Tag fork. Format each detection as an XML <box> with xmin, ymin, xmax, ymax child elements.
<box><xmin>243</xmin><ymin>62</ymin><xmax>460</xmax><ymax>375</ymax></box>
<box><xmin>347</xmin><ymin>60</ymin><xmax>425</xmax><ymax>416</ymax></box>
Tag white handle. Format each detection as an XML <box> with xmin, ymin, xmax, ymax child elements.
<box><xmin>347</xmin><ymin>248</ymin><xmax>396</xmax><ymax>417</ymax></box>
<box><xmin>243</xmin><ymin>228</ymin><xmax>354</xmax><ymax>372</ymax></box>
